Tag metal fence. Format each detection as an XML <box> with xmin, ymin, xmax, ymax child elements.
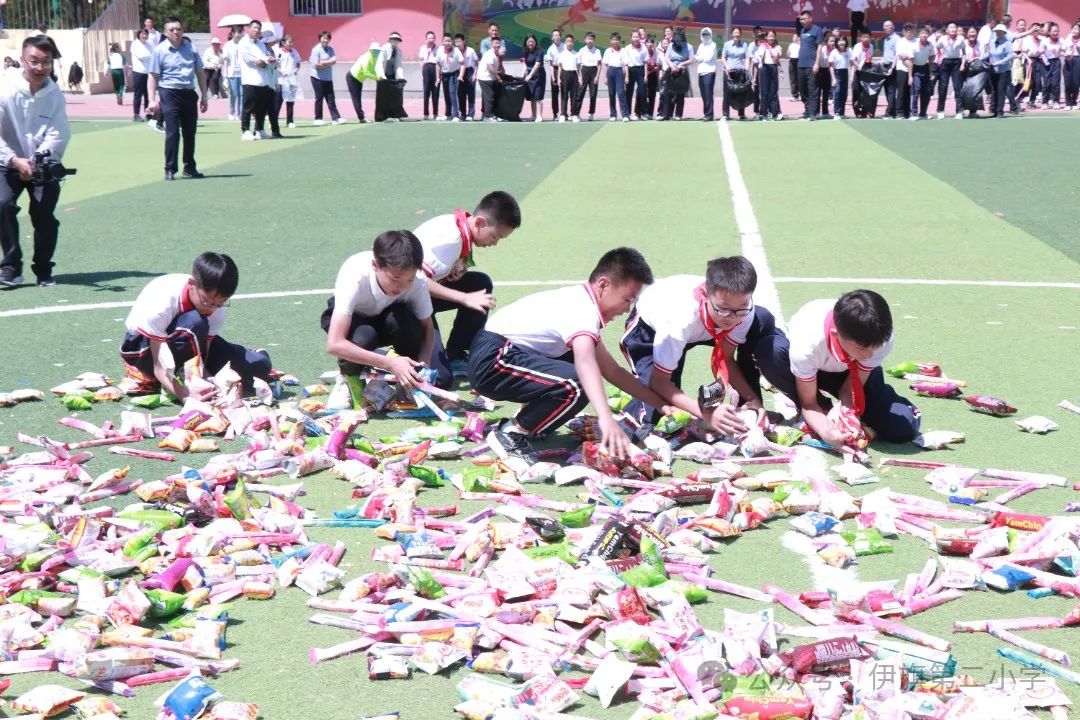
<box><xmin>289</xmin><ymin>0</ymin><xmax>361</xmax><ymax>17</ymax></box>
<box><xmin>82</xmin><ymin>0</ymin><xmax>137</xmax><ymax>91</ymax></box>
<box><xmin>1</xmin><ymin>0</ymin><xmax>112</xmax><ymax>31</ymax></box>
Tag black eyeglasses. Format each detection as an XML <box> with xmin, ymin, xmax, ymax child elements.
<box><xmin>709</xmin><ymin>298</ymin><xmax>754</xmax><ymax>318</ymax></box>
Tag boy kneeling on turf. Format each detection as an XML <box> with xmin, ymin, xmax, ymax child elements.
<box><xmin>120</xmin><ymin>252</ymin><xmax>272</xmax><ymax>401</ymax></box>
<box><xmin>468</xmin><ymin>247</ymin><xmax>672</xmax><ymax>471</ymax></box>
<box><xmin>757</xmin><ymin>289</ymin><xmax>921</xmax><ymax>445</ymax></box>
<box><xmin>322</xmin><ymin>230</ymin><xmax>441</xmax><ymax>389</ymax></box>
<box><xmin>620</xmin><ymin>256</ymin><xmax>782</xmax><ymax>436</ymax></box>
<box><xmin>413</xmin><ymin>190</ymin><xmax>521</xmax><ymax>378</ymax></box>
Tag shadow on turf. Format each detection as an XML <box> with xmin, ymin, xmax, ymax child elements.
<box><xmin>53</xmin><ymin>270</ymin><xmax>160</xmax><ymax>292</ymax></box>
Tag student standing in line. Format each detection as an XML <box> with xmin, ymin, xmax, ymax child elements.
<box><xmin>435</xmin><ymin>32</ymin><xmax>464</xmax><ymax>122</ymax></box>
<box><xmin>310</xmin><ymin>31</ymin><xmax>344</xmax><ymax>125</ymax></box>
<box><xmin>1039</xmin><ymin>23</ymin><xmax>1063</xmax><ymax>107</ymax></box>
<box><xmin>521</xmin><ymin>34</ymin><xmax>545</xmax><ymax>122</ymax></box>
<box><xmin>910</xmin><ymin>26</ymin><xmax>935</xmax><ymax>119</ymax></box>
<box><xmin>275</xmin><ymin>34</ymin><xmax>301</xmax><ymax>128</ymax></box>
<box><xmin>786</xmin><ymin>32</ymin><xmax>801</xmax><ymax>99</ymax></box>
<box><xmin>419</xmin><ymin>31</ymin><xmax>440</xmax><ymax>120</ymax></box>
<box><xmin>719</xmin><ymin>27</ymin><xmax>748</xmax><ymax>121</ymax></box>
<box><xmin>850</xmin><ymin>31</ymin><xmax>874</xmax><ymax>117</ymax></box>
<box><xmin>695</xmin><ymin>27</ymin><xmax>719</xmax><ymax>121</ymax></box>
<box><xmin>755</xmin><ymin>29</ymin><xmax>783</xmax><ymax>120</ymax></box>
<box><xmin>644</xmin><ymin>35</ymin><xmax>661</xmax><ymax>118</ymax></box>
<box><xmin>664</xmin><ymin>28</ymin><xmax>693</xmax><ymax>120</ymax></box>
<box><xmin>557</xmin><ymin>34</ymin><xmax>580</xmax><ymax>121</ymax></box>
<box><xmin>602</xmin><ymin>32</ymin><xmax>631</xmax><ymax>121</ymax></box>
<box><xmin>130</xmin><ymin>28</ymin><xmax>154</xmax><ymax>121</ymax></box>
<box><xmin>262</xmin><ymin>32</ymin><xmax>282</xmax><ymax>138</ymax></box>
<box><xmin>477</xmin><ymin>35</ymin><xmax>503</xmax><ymax>122</ymax></box>
<box><xmin>576</xmin><ymin>32</ymin><xmax>602</xmax><ymax>120</ymax></box>
<box><xmin>892</xmin><ymin>22</ymin><xmax>916</xmax><ymax>119</ymax></box>
<box><xmin>935</xmin><ymin>22</ymin><xmax>965</xmax><ymax>118</ymax></box>
<box><xmin>815</xmin><ymin>34</ymin><xmax>835</xmax><ymax>117</ymax></box>
<box><xmin>623</xmin><ymin>31</ymin><xmax>648</xmax><ymax>119</ymax></box>
<box><xmin>545</xmin><ymin>29</ymin><xmax>564</xmax><ymax>120</ymax></box>
<box><xmin>960</xmin><ymin>26</ymin><xmax>985</xmax><ymax>117</ymax></box>
<box><xmin>829</xmin><ymin>35</ymin><xmax>851</xmax><ymax>118</ymax></box>
<box><xmin>1063</xmin><ymin>23</ymin><xmax>1080</xmax><ymax>110</ymax></box>
<box><xmin>456</xmin><ymin>34</ymin><xmax>478</xmax><ymax>121</ymax></box>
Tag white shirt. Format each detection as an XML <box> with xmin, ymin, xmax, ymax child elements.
<box><xmin>787</xmin><ymin>42</ymin><xmax>801</xmax><ymax>60</ymax></box>
<box><xmin>577</xmin><ymin>46</ymin><xmax>602</xmax><ymax>68</ymax></box>
<box><xmin>476</xmin><ymin>49</ymin><xmax>500</xmax><ymax>82</ymax></box>
<box><xmin>126</xmin><ymin>274</ymin><xmax>227</xmax><ymax>340</ymax></box>
<box><xmin>276</xmin><ymin>47</ymin><xmax>301</xmax><ymax>79</ymax></box>
<box><xmin>331</xmin><ymin>252</ymin><xmax>432</xmax><ymax>320</ymax></box>
<box><xmin>558</xmin><ymin>48</ymin><xmax>580</xmax><ymax>71</ymax></box>
<box><xmin>633</xmin><ymin>275</ymin><xmax>754</xmax><ymax>374</ymax></box>
<box><xmin>787</xmin><ymin>299</ymin><xmax>893</xmax><ymax>381</ymax></box>
<box><xmin>936</xmin><ymin>35</ymin><xmax>965</xmax><ymax>60</ymax></box>
<box><xmin>1039</xmin><ymin>37</ymin><xmax>1062</xmax><ymax>62</ymax></box>
<box><xmin>0</xmin><ymin>73</ymin><xmax>69</xmax><ymax>167</ymax></box>
<box><xmin>829</xmin><ymin>48</ymin><xmax>851</xmax><ymax>70</ymax></box>
<box><xmin>545</xmin><ymin>42</ymin><xmax>563</xmax><ymax>68</ymax></box>
<box><xmin>487</xmin><ymin>284</ymin><xmax>605</xmax><ymax>358</ymax></box>
<box><xmin>976</xmin><ymin>25</ymin><xmax>993</xmax><ymax>52</ymax></box>
<box><xmin>436</xmin><ymin>47</ymin><xmax>464</xmax><ymax>74</ymax></box>
<box><xmin>415</xmin><ymin>212</ymin><xmax>471</xmax><ymax>282</ymax></box>
<box><xmin>238</xmin><ymin>36</ymin><xmax>274</xmax><ymax>86</ymax></box>
<box><xmin>602</xmin><ymin>47</ymin><xmax>625</xmax><ymax>68</ymax></box>
<box><xmin>851</xmin><ymin>42</ymin><xmax>874</xmax><ymax>67</ymax></box>
<box><xmin>460</xmin><ymin>46</ymin><xmax>479</xmax><ymax>70</ymax></box>
<box><xmin>846</xmin><ymin>0</ymin><xmax>869</xmax><ymax>10</ymax></box>
<box><xmin>695</xmin><ymin>41</ymin><xmax>718</xmax><ymax>74</ymax></box>
<box><xmin>756</xmin><ymin>43</ymin><xmax>783</xmax><ymax>65</ymax></box>
<box><xmin>106</xmin><ymin>52</ymin><xmax>125</xmax><ymax>71</ymax></box>
<box><xmin>894</xmin><ymin>37</ymin><xmax>917</xmax><ymax>69</ymax></box>
<box><xmin>623</xmin><ymin>45</ymin><xmax>647</xmax><ymax>67</ymax></box>
<box><xmin>223</xmin><ymin>40</ymin><xmax>243</xmax><ymax>78</ymax></box>
<box><xmin>1063</xmin><ymin>35</ymin><xmax>1080</xmax><ymax>58</ymax></box>
<box><xmin>130</xmin><ymin>40</ymin><xmax>153</xmax><ymax>74</ymax></box>
<box><xmin>419</xmin><ymin>43</ymin><xmax>439</xmax><ymax>64</ymax></box>
<box><xmin>912</xmin><ymin>40</ymin><xmax>934</xmax><ymax>66</ymax></box>
<box><xmin>146</xmin><ymin>29</ymin><xmax>162</xmax><ymax>48</ymax></box>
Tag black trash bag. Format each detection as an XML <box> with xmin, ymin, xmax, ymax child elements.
<box><xmin>375</xmin><ymin>79</ymin><xmax>408</xmax><ymax>122</ymax></box>
<box><xmin>495</xmin><ymin>78</ymin><xmax>528</xmax><ymax>121</ymax></box>
<box><xmin>855</xmin><ymin>64</ymin><xmax>887</xmax><ymax>115</ymax></box>
<box><xmin>961</xmin><ymin>66</ymin><xmax>989</xmax><ymax>112</ymax></box>
<box><xmin>723</xmin><ymin>69</ymin><xmax>754</xmax><ymax>111</ymax></box>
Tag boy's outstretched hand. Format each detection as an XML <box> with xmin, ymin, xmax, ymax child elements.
<box><xmin>598</xmin><ymin>414</ymin><xmax>632</xmax><ymax>459</ymax></box>
<box><xmin>387</xmin><ymin>356</ymin><xmax>425</xmax><ymax>389</ymax></box>
<box><xmin>705</xmin><ymin>404</ymin><xmax>748</xmax><ymax>438</ymax></box>
<box><xmin>463</xmin><ymin>289</ymin><xmax>496</xmax><ymax>313</ymax></box>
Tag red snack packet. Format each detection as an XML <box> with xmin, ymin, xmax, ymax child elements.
<box><xmin>723</xmin><ymin>695</ymin><xmax>813</xmax><ymax>720</ymax></box>
<box><xmin>963</xmin><ymin>395</ymin><xmax>1017</xmax><ymax>416</ymax></box>
<box><xmin>658</xmin><ymin>482</ymin><xmax>715</xmax><ymax>506</ymax></box>
<box><xmin>611</xmin><ymin>586</ymin><xmax>650</xmax><ymax>625</ymax></box>
<box><xmin>1064</xmin><ymin>602</ymin><xmax>1080</xmax><ymax>626</ymax></box>
<box><xmin>990</xmin><ymin>511</ymin><xmax>1050</xmax><ymax>532</ymax></box>
<box><xmin>780</xmin><ymin>636</ymin><xmax>870</xmax><ymax>674</ymax></box>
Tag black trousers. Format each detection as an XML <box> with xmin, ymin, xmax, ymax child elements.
<box><xmin>560</xmin><ymin>70</ymin><xmax>579</xmax><ymax>117</ymax></box>
<box><xmin>1041</xmin><ymin>58</ymin><xmax>1061</xmax><ymax>104</ymax></box>
<box><xmin>320</xmin><ymin>298</ymin><xmax>424</xmax><ymax>377</ymax></box>
<box><xmin>699</xmin><ymin>72</ymin><xmax>716</xmax><ymax>118</ymax></box>
<box><xmin>620</xmin><ymin>306</ymin><xmax>780</xmax><ymax>424</ymax></box>
<box><xmin>832</xmin><ymin>68</ymin><xmax>848</xmax><ymax>116</ymax></box>
<box><xmin>431</xmin><ymin>271</ymin><xmax>493</xmax><ymax>362</ymax></box>
<box><xmin>911</xmin><ymin>65</ymin><xmax>932</xmax><ymax>117</ymax></box>
<box><xmin>1065</xmin><ymin>58</ymin><xmax>1080</xmax><ymax>107</ymax></box>
<box><xmin>550</xmin><ymin>72</ymin><xmax>561</xmax><ymax>117</ymax></box>
<box><xmin>991</xmin><ymin>70</ymin><xmax>1011</xmax><ymax>116</ymax></box>
<box><xmin>312</xmin><ymin>77</ymin><xmax>341</xmax><ymax>121</ymax></box>
<box><xmin>160</xmin><ymin>87</ymin><xmax>198</xmax><ymax>174</ymax></box>
<box><xmin>132</xmin><ymin>71</ymin><xmax>149</xmax><ymax>117</ymax></box>
<box><xmin>468</xmin><ymin>330</ymin><xmax>587</xmax><ymax>436</ymax></box>
<box><xmin>816</xmin><ymin>68</ymin><xmax>831</xmax><ymax>115</ymax></box>
<box><xmin>884</xmin><ymin>69</ymin><xmax>898</xmax><ymax>117</ymax></box>
<box><xmin>275</xmin><ymin>88</ymin><xmax>295</xmax><ymax>125</ymax></box>
<box><xmin>576</xmin><ymin>67</ymin><xmax>597</xmax><ymax>116</ymax></box>
<box><xmin>756</xmin><ymin>333</ymin><xmax>921</xmax><ymax>443</ymax></box>
<box><xmin>645</xmin><ymin>72</ymin><xmax>658</xmax><ymax>115</ymax></box>
<box><xmin>422</xmin><ymin>62</ymin><xmax>439</xmax><ymax>115</ymax></box>
<box><xmin>120</xmin><ymin>310</ymin><xmax>271</xmax><ymax>393</ymax></box>
<box><xmin>758</xmin><ymin>64</ymin><xmax>781</xmax><ymax>117</ymax></box>
<box><xmin>0</xmin><ymin>169</ymin><xmax>60</xmax><ymax>279</ymax></box>
<box><xmin>266</xmin><ymin>87</ymin><xmax>281</xmax><ymax>134</ymax></box>
<box><xmin>479</xmin><ymin>79</ymin><xmax>497</xmax><ymax>118</ymax></box>
<box><xmin>205</xmin><ymin>68</ymin><xmax>222</xmax><ymax>97</ymax></box>
<box><xmin>936</xmin><ymin>58</ymin><xmax>962</xmax><ymax>113</ymax></box>
<box><xmin>788</xmin><ymin>58</ymin><xmax>800</xmax><ymax>99</ymax></box>
<box><xmin>850</xmin><ymin>11</ymin><xmax>866</xmax><ymax>45</ymax></box>
<box><xmin>626</xmin><ymin>65</ymin><xmax>646</xmax><ymax>116</ymax></box>
<box><xmin>893</xmin><ymin>69</ymin><xmax>911</xmax><ymax>118</ymax></box>
<box><xmin>797</xmin><ymin>67</ymin><xmax>819</xmax><ymax>117</ymax></box>
<box><xmin>458</xmin><ymin>67</ymin><xmax>476</xmax><ymax>119</ymax></box>
<box><xmin>241</xmin><ymin>84</ymin><xmax>274</xmax><ymax>133</ymax></box>
<box><xmin>346</xmin><ymin>74</ymin><xmax>365</xmax><ymax>120</ymax></box>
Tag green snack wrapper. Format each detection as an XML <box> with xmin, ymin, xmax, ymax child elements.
<box><xmin>620</xmin><ymin>564</ymin><xmax>668</xmax><ymax>588</ymax></box>
<box><xmin>641</xmin><ymin>537</ymin><xmax>666</xmax><ymax>575</ymax></box>
<box><xmin>20</xmin><ymin>548</ymin><xmax>58</xmax><ymax>572</ymax></box>
<box><xmin>840</xmin><ymin>528</ymin><xmax>893</xmax><ymax>556</ymax></box>
<box><xmin>223</xmin><ymin>478</ymin><xmax>261</xmax><ymax>521</ymax></box>
<box><xmin>608</xmin><ymin>389</ymin><xmax>632</xmax><ymax>412</ymax></box>
<box><xmin>561</xmin><ymin>505</ymin><xmax>595</xmax><ymax>529</ymax></box>
<box><xmin>409</xmin><ymin>464</ymin><xmax>444</xmax><ymax>488</ymax></box>
<box><xmin>7</xmin><ymin>589</ymin><xmax>64</xmax><ymax>606</ymax></box>
<box><xmin>353</xmin><ymin>437</ymin><xmax>378</xmax><ymax>455</ymax></box>
<box><xmin>766</xmin><ymin>426</ymin><xmax>804</xmax><ymax>447</ymax></box>
<box><xmin>344</xmin><ymin>375</ymin><xmax>366</xmax><ymax>410</ymax></box>
<box><xmin>304</xmin><ymin>436</ymin><xmax>329</xmax><ymax>451</ymax></box>
<box><xmin>521</xmin><ymin>540</ymin><xmax>578</xmax><ymax>565</ymax></box>
<box><xmin>147</xmin><ymin>589</ymin><xmax>187</xmax><ymax>618</ymax></box>
<box><xmin>123</xmin><ymin>528</ymin><xmax>157</xmax><ymax>558</ymax></box>
<box><xmin>407</xmin><ymin>567</ymin><xmax>446</xmax><ymax>599</ymax></box>
<box><xmin>661</xmin><ymin>580</ymin><xmax>710</xmax><ymax>604</ymax></box>
<box><xmin>721</xmin><ymin>672</ymin><xmax>774</xmax><ymax>697</ymax></box>
<box><xmin>131</xmin><ymin>393</ymin><xmax>164</xmax><ymax>409</ymax></box>
<box><xmin>132</xmin><ymin>543</ymin><xmax>159</xmax><ymax>563</ymax></box>
<box><xmin>462</xmin><ymin>465</ymin><xmax>495</xmax><ymax>493</ymax></box>
<box><xmin>118</xmin><ymin>508</ymin><xmax>185</xmax><ymax>531</ymax></box>
<box><xmin>655</xmin><ymin>410</ymin><xmax>692</xmax><ymax>434</ymax></box>
<box><xmin>61</xmin><ymin>394</ymin><xmax>93</xmax><ymax>410</ymax></box>
<box><xmin>610</xmin><ymin>634</ymin><xmax>662</xmax><ymax>665</ymax></box>
<box><xmin>886</xmin><ymin>361</ymin><xmax>919</xmax><ymax>378</ymax></box>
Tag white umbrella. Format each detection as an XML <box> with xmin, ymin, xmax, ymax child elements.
<box><xmin>216</xmin><ymin>13</ymin><xmax>252</xmax><ymax>28</ymax></box>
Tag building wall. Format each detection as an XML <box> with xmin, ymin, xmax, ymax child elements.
<box><xmin>209</xmin><ymin>0</ymin><xmax>441</xmax><ymax>59</ymax></box>
<box><xmin>1007</xmin><ymin>0</ymin><xmax>1075</xmax><ymax>30</ymax></box>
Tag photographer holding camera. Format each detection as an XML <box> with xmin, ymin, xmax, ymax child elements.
<box><xmin>0</xmin><ymin>35</ymin><xmax>71</xmax><ymax>289</ymax></box>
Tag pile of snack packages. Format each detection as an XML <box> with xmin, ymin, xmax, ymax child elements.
<box><xmin>0</xmin><ymin>359</ymin><xmax>1077</xmax><ymax>720</ymax></box>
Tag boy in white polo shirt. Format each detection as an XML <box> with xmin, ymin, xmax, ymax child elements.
<box><xmin>602</xmin><ymin>32</ymin><xmax>631</xmax><ymax>120</ymax></box>
<box><xmin>557</xmin><ymin>34</ymin><xmax>581</xmax><ymax>121</ymax></box>
<box><xmin>321</xmin><ymin>230</ymin><xmax>439</xmax><ymax>389</ymax></box>
<box><xmin>120</xmin><ymin>252</ymin><xmax>271</xmax><ymax>400</ymax></box>
<box><xmin>413</xmin><ymin>191</ymin><xmax>522</xmax><ymax>378</ymax></box>
<box><xmin>576</xmin><ymin>32</ymin><xmax>602</xmax><ymax>119</ymax></box>
<box><xmin>468</xmin><ymin>248</ymin><xmax>671</xmax><ymax>471</ymax></box>
<box><xmin>757</xmin><ymin>289</ymin><xmax>921</xmax><ymax>445</ymax></box>
<box><xmin>620</xmin><ymin>256</ymin><xmax>781</xmax><ymax>436</ymax></box>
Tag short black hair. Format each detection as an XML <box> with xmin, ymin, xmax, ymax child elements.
<box><xmin>589</xmin><ymin>248</ymin><xmax>653</xmax><ymax>285</ymax></box>
<box><xmin>475</xmin><ymin>191</ymin><xmax>521</xmax><ymax>229</ymax></box>
<box><xmin>585</xmin><ymin>32</ymin><xmax>595</xmax><ymax>39</ymax></box>
<box><xmin>319</xmin><ymin>30</ymin><xmax>331</xmax><ymax>40</ymax></box>
<box><xmin>834</xmin><ymin>289</ymin><xmax>892</xmax><ymax>348</ymax></box>
<box><xmin>903</xmin><ymin>22</ymin><xmax>916</xmax><ymax>32</ymax></box>
<box><xmin>165</xmin><ymin>16</ymin><xmax>182</xmax><ymax>26</ymax></box>
<box><xmin>610</xmin><ymin>32</ymin><xmax>620</xmax><ymax>41</ymax></box>
<box><xmin>23</xmin><ymin>35</ymin><xmax>61</xmax><ymax>58</ymax></box>
<box><xmin>192</xmin><ymin>252</ymin><xmax>239</xmax><ymax>297</ymax></box>
<box><xmin>565</xmin><ymin>33</ymin><xmax>575</xmax><ymax>41</ymax></box>
<box><xmin>454</xmin><ymin>33</ymin><xmax>465</xmax><ymax>41</ymax></box>
<box><xmin>373</xmin><ymin>230</ymin><xmax>423</xmax><ymax>270</ymax></box>
<box><xmin>705</xmin><ymin>256</ymin><xmax>757</xmax><ymax>296</ymax></box>
<box><xmin>799</xmin><ymin>10</ymin><xmax>811</xmax><ymax>17</ymax></box>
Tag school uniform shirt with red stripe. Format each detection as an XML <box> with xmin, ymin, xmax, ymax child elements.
<box><xmin>486</xmin><ymin>283</ymin><xmax>604</xmax><ymax>358</ymax></box>
<box><xmin>1039</xmin><ymin>37</ymin><xmax>1062</xmax><ymax>63</ymax></box>
<box><xmin>787</xmin><ymin>299</ymin><xmax>893</xmax><ymax>383</ymax></box>
<box><xmin>851</xmin><ymin>42</ymin><xmax>874</xmax><ymax>67</ymax></box>
<box><xmin>414</xmin><ymin>209</ymin><xmax>473</xmax><ymax>282</ymax></box>
<box><xmin>125</xmin><ymin>274</ymin><xmax>227</xmax><ymax>341</ymax></box>
<box><xmin>936</xmin><ymin>35</ymin><xmax>965</xmax><ymax>61</ymax></box>
<box><xmin>332</xmin><ymin>251</ymin><xmax>432</xmax><ymax>319</ymax></box>
<box><xmin>1063</xmin><ymin>35</ymin><xmax>1080</xmax><ymax>58</ymax></box>
<box><xmin>632</xmin><ymin>275</ymin><xmax>754</xmax><ymax>378</ymax></box>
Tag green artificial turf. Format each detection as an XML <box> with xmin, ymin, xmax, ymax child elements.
<box><xmin>1</xmin><ymin>119</ymin><xmax>1079</xmax><ymax>718</ymax></box>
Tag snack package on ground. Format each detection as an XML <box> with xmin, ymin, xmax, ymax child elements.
<box><xmin>1015</xmin><ymin>416</ymin><xmax>1058</xmax><ymax>434</ymax></box>
<box><xmin>964</xmin><ymin>395</ymin><xmax>1018</xmax><ymax>416</ymax></box>
<box><xmin>912</xmin><ymin>430</ymin><xmax>966</xmax><ymax>449</ymax></box>
<box><xmin>583</xmin><ymin>654</ymin><xmax>636</xmax><ymax>708</ymax></box>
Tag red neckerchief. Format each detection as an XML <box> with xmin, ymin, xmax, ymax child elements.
<box><xmin>181</xmin><ymin>281</ymin><xmax>197</xmax><ymax>314</ymax></box>
<box><xmin>453</xmin><ymin>208</ymin><xmax>475</xmax><ymax>266</ymax></box>
<box><xmin>694</xmin><ymin>284</ymin><xmax>731</xmax><ymax>381</ymax></box>
<box><xmin>824</xmin><ymin>311</ymin><xmax>866</xmax><ymax>416</ymax></box>
<box><xmin>583</xmin><ymin>282</ymin><xmax>607</xmax><ymax>329</ymax></box>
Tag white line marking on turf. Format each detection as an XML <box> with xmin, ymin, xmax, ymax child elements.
<box><xmin>774</xmin><ymin>277</ymin><xmax>1080</xmax><ymax>289</ymax></box>
<box><xmin>0</xmin><ymin>281</ymin><xmax>577</xmax><ymax>319</ymax></box>
<box><xmin>781</xmin><ymin>530</ymin><xmax>859</xmax><ymax>591</ymax></box>
<box><xmin>717</xmin><ymin>122</ymin><xmax>784</xmax><ymax>328</ymax></box>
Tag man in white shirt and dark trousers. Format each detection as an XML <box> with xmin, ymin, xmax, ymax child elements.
<box><xmin>847</xmin><ymin>0</ymin><xmax>868</xmax><ymax>45</ymax></box>
<box><xmin>576</xmin><ymin>33</ymin><xmax>602</xmax><ymax>119</ymax></box>
<box><xmin>892</xmin><ymin>23</ymin><xmax>916</xmax><ymax>119</ymax></box>
<box><xmin>545</xmin><ymin>30</ymin><xmax>563</xmax><ymax>120</ymax></box>
<box><xmin>455</xmin><ymin>34</ymin><xmax>477</xmax><ymax>120</ymax></box>
<box><xmin>477</xmin><ymin>36</ymin><xmax>503</xmax><ymax>121</ymax></box>
<box><xmin>0</xmin><ymin>35</ymin><xmax>70</xmax><ymax>288</ymax></box>
<box><xmin>238</xmin><ymin>20</ymin><xmax>277</xmax><ymax>140</ymax></box>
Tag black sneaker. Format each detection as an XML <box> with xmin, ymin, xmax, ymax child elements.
<box><xmin>36</xmin><ymin>277</ymin><xmax>56</xmax><ymax>287</ymax></box>
<box><xmin>182</xmin><ymin>169</ymin><xmax>205</xmax><ymax>179</ymax></box>
<box><xmin>0</xmin><ymin>267</ymin><xmax>23</xmax><ymax>288</ymax></box>
<box><xmin>486</xmin><ymin>422</ymin><xmax>538</xmax><ymax>474</ymax></box>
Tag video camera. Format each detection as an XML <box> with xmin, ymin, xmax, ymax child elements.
<box><xmin>30</xmin><ymin>150</ymin><xmax>76</xmax><ymax>185</ymax></box>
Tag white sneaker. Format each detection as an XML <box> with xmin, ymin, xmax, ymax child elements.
<box><xmin>587</xmin><ymin>113</ymin><xmax>593</xmax><ymax>121</ymax></box>
<box><xmin>258</xmin><ymin>130</ymin><xmax>270</xmax><ymax>139</ymax></box>
<box><xmin>608</xmin><ymin>116</ymin><xmax>617</xmax><ymax>122</ymax></box>
<box><xmin>241</xmin><ymin>131</ymin><xmax>257</xmax><ymax>141</ymax></box>
<box><xmin>1068</xmin><ymin>105</ymin><xmax>1076</xmax><ymax>111</ymax></box>
<box><xmin>423</xmin><ymin>114</ymin><xmax>431</xmax><ymax>121</ymax></box>
<box><xmin>572</xmin><ymin>116</ymin><xmax>580</xmax><ymax>123</ymax></box>
<box><xmin>558</xmin><ymin>116</ymin><xmax>566</xmax><ymax>123</ymax></box>
<box><xmin>451</xmin><ymin>117</ymin><xmax>460</xmax><ymax>122</ymax></box>
<box><xmin>287</xmin><ymin>122</ymin><xmax>295</xmax><ymax>129</ymax></box>
<box><xmin>534</xmin><ymin>116</ymin><xmax>542</xmax><ymax>123</ymax></box>
<box><xmin>313</xmin><ymin>119</ymin><xmax>326</xmax><ymax>126</ymax></box>
<box><xmin>776</xmin><ymin>113</ymin><xmax>784</xmax><ymax>121</ymax></box>
<box><xmin>227</xmin><ymin>113</ymin><xmax>235</xmax><ymax>121</ymax></box>
<box><xmin>621</xmin><ymin>116</ymin><xmax>629</xmax><ymax>122</ymax></box>
<box><xmin>936</xmin><ymin>112</ymin><xmax>945</xmax><ymax>119</ymax></box>
<box><xmin>954</xmin><ymin>112</ymin><xmax>963</xmax><ymax>120</ymax></box>
<box><xmin>909</xmin><ymin>116</ymin><xmax>918</xmax><ymax>121</ymax></box>
<box><xmin>628</xmin><ymin>115</ymin><xmax>637</xmax><ymax>121</ymax></box>
<box><xmin>833</xmin><ymin>114</ymin><xmax>842</xmax><ymax>120</ymax></box>
<box><xmin>333</xmin><ymin>118</ymin><xmax>348</xmax><ymax>125</ymax></box>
